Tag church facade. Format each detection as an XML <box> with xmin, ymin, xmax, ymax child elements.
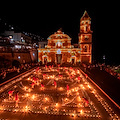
<box><xmin>38</xmin><ymin>11</ymin><xmax>92</xmax><ymax>65</ymax></box>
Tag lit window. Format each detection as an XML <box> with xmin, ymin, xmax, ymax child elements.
<box><xmin>84</xmin><ymin>36</ymin><xmax>89</xmax><ymax>41</ymax></box>
<box><xmin>15</xmin><ymin>45</ymin><xmax>21</xmax><ymax>49</ymax></box>
<box><xmin>9</xmin><ymin>36</ymin><xmax>12</xmax><ymax>39</ymax></box>
<box><xmin>21</xmin><ymin>37</ymin><xmax>23</xmax><ymax>39</ymax></box>
<box><xmin>81</xmin><ymin>21</ymin><xmax>84</xmax><ymax>24</ymax></box>
<box><xmin>57</xmin><ymin>42</ymin><xmax>62</xmax><ymax>47</ymax></box>
<box><xmin>58</xmin><ymin>42</ymin><xmax>60</xmax><ymax>47</ymax></box>
<box><xmin>84</xmin><ymin>46</ymin><xmax>87</xmax><ymax>52</ymax></box>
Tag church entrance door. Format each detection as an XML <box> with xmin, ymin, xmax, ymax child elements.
<box><xmin>44</xmin><ymin>57</ymin><xmax>47</xmax><ymax>64</ymax></box>
<box><xmin>72</xmin><ymin>58</ymin><xmax>75</xmax><ymax>65</ymax></box>
<box><xmin>56</xmin><ymin>54</ymin><xmax>62</xmax><ymax>64</ymax></box>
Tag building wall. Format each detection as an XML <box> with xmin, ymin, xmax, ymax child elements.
<box><xmin>4</xmin><ymin>31</ymin><xmax>21</xmax><ymax>42</ymax></box>
<box><xmin>39</xmin><ymin>41</ymin><xmax>47</xmax><ymax>48</ymax></box>
<box><xmin>30</xmin><ymin>49</ymin><xmax>38</xmax><ymax>62</ymax></box>
<box><xmin>13</xmin><ymin>53</ymin><xmax>32</xmax><ymax>63</ymax></box>
<box><xmin>0</xmin><ymin>52</ymin><xmax>32</xmax><ymax>63</ymax></box>
<box><xmin>0</xmin><ymin>53</ymin><xmax>13</xmax><ymax>60</ymax></box>
<box><xmin>38</xmin><ymin>48</ymin><xmax>81</xmax><ymax>64</ymax></box>
<box><xmin>3</xmin><ymin>31</ymin><xmax>32</xmax><ymax>44</ymax></box>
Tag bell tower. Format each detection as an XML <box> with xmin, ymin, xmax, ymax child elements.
<box><xmin>79</xmin><ymin>11</ymin><xmax>93</xmax><ymax>64</ymax></box>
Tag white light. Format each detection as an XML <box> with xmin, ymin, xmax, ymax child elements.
<box><xmin>103</xmin><ymin>55</ymin><xmax>105</xmax><ymax>60</ymax></box>
<box><xmin>57</xmin><ymin>49</ymin><xmax>61</xmax><ymax>54</ymax></box>
<box><xmin>9</xmin><ymin>36</ymin><xmax>12</xmax><ymax>39</ymax></box>
<box><xmin>11</xmin><ymin>27</ymin><xmax>14</xmax><ymax>29</ymax></box>
<box><xmin>15</xmin><ymin>45</ymin><xmax>21</xmax><ymax>49</ymax></box>
<box><xmin>58</xmin><ymin>42</ymin><xmax>61</xmax><ymax>47</ymax></box>
<box><xmin>33</xmin><ymin>53</ymin><xmax>35</xmax><ymax>56</ymax></box>
<box><xmin>18</xmin><ymin>56</ymin><xmax>20</xmax><ymax>59</ymax></box>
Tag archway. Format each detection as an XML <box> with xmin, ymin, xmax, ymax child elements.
<box><xmin>42</xmin><ymin>55</ymin><xmax>48</xmax><ymax>64</ymax></box>
<box><xmin>71</xmin><ymin>56</ymin><xmax>76</xmax><ymax>65</ymax></box>
<box><xmin>71</xmin><ymin>58</ymin><xmax>75</xmax><ymax>64</ymax></box>
<box><xmin>44</xmin><ymin>57</ymin><xmax>47</xmax><ymax>64</ymax></box>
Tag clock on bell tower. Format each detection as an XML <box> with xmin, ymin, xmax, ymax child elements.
<box><xmin>79</xmin><ymin>11</ymin><xmax>93</xmax><ymax>64</ymax></box>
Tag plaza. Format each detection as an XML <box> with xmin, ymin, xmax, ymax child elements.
<box><xmin>0</xmin><ymin>66</ymin><xmax>119</xmax><ymax>119</ymax></box>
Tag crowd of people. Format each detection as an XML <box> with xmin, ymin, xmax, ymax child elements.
<box><xmin>1</xmin><ymin>61</ymin><xmax>120</xmax><ymax>81</ymax></box>
<box><xmin>105</xmin><ymin>66</ymin><xmax>120</xmax><ymax>80</ymax></box>
<box><xmin>0</xmin><ymin>63</ymin><xmax>39</xmax><ymax>80</ymax></box>
<box><xmin>81</xmin><ymin>63</ymin><xmax>120</xmax><ymax>80</ymax></box>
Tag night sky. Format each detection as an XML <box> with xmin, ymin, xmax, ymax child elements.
<box><xmin>0</xmin><ymin>2</ymin><xmax>119</xmax><ymax>65</ymax></box>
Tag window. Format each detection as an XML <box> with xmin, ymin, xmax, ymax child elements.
<box><xmin>56</xmin><ymin>42</ymin><xmax>62</xmax><ymax>48</ymax></box>
<box><xmin>21</xmin><ymin>37</ymin><xmax>23</xmax><ymax>40</ymax></box>
<box><xmin>58</xmin><ymin>42</ymin><xmax>61</xmax><ymax>47</ymax></box>
<box><xmin>9</xmin><ymin>36</ymin><xmax>12</xmax><ymax>39</ymax></box>
<box><xmin>71</xmin><ymin>52</ymin><xmax>75</xmax><ymax>56</ymax></box>
<box><xmin>81</xmin><ymin>21</ymin><xmax>84</xmax><ymax>25</ymax></box>
<box><xmin>84</xmin><ymin>36</ymin><xmax>89</xmax><ymax>41</ymax></box>
<box><xmin>84</xmin><ymin>46</ymin><xmax>87</xmax><ymax>52</ymax></box>
<box><xmin>15</xmin><ymin>45</ymin><xmax>21</xmax><ymax>49</ymax></box>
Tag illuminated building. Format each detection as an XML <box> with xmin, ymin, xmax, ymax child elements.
<box><xmin>38</xmin><ymin>11</ymin><xmax>92</xmax><ymax>64</ymax></box>
<box><xmin>79</xmin><ymin>10</ymin><xmax>93</xmax><ymax>64</ymax></box>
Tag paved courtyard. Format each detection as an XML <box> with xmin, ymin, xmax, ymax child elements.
<box><xmin>0</xmin><ymin>66</ymin><xmax>119</xmax><ymax>120</ymax></box>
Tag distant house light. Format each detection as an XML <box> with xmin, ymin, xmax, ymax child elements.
<box><xmin>11</xmin><ymin>27</ymin><xmax>14</xmax><ymax>29</ymax></box>
<box><xmin>22</xmin><ymin>39</ymin><xmax>25</xmax><ymax>43</ymax></box>
<box><xmin>26</xmin><ymin>46</ymin><xmax>32</xmax><ymax>49</ymax></box>
<box><xmin>21</xmin><ymin>37</ymin><xmax>23</xmax><ymax>40</ymax></box>
<box><xmin>103</xmin><ymin>55</ymin><xmax>105</xmax><ymax>60</ymax></box>
<box><xmin>33</xmin><ymin>53</ymin><xmax>35</xmax><ymax>56</ymax></box>
<box><xmin>15</xmin><ymin>45</ymin><xmax>21</xmax><ymax>49</ymax></box>
<box><xmin>18</xmin><ymin>56</ymin><xmax>20</xmax><ymax>59</ymax></box>
<box><xmin>9</xmin><ymin>36</ymin><xmax>12</xmax><ymax>39</ymax></box>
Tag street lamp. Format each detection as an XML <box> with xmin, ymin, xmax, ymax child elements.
<box><xmin>103</xmin><ymin>55</ymin><xmax>106</xmax><ymax>64</ymax></box>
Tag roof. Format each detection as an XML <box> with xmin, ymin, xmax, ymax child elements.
<box><xmin>47</xmin><ymin>29</ymin><xmax>71</xmax><ymax>40</ymax></box>
<box><xmin>80</xmin><ymin>11</ymin><xmax>91</xmax><ymax>21</ymax></box>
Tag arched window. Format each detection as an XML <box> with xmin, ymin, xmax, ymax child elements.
<box><xmin>84</xmin><ymin>46</ymin><xmax>87</xmax><ymax>52</ymax></box>
<box><xmin>84</xmin><ymin>36</ymin><xmax>89</xmax><ymax>41</ymax></box>
<box><xmin>56</xmin><ymin>42</ymin><xmax>62</xmax><ymax>48</ymax></box>
<box><xmin>58</xmin><ymin>42</ymin><xmax>61</xmax><ymax>47</ymax></box>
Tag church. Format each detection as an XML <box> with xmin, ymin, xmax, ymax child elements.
<box><xmin>38</xmin><ymin>11</ymin><xmax>92</xmax><ymax>65</ymax></box>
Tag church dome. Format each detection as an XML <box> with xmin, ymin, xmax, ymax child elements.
<box><xmin>47</xmin><ymin>29</ymin><xmax>71</xmax><ymax>40</ymax></box>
